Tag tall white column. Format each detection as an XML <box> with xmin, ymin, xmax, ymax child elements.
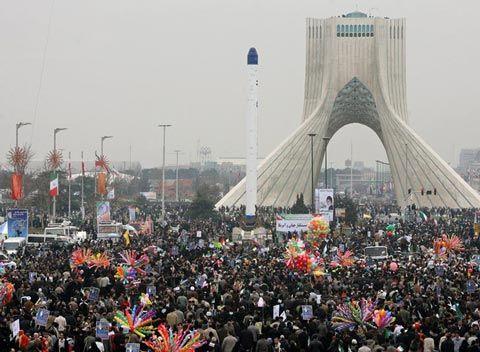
<box><xmin>245</xmin><ymin>47</ymin><xmax>258</xmax><ymax>219</ymax></box>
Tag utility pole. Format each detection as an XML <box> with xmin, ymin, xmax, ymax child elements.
<box><xmin>158</xmin><ymin>124</ymin><xmax>172</xmax><ymax>220</ymax></box>
<box><xmin>350</xmin><ymin>142</ymin><xmax>353</xmax><ymax>196</ymax></box>
<box><xmin>323</xmin><ymin>137</ymin><xmax>330</xmax><ymax>188</ymax></box>
<box><xmin>52</xmin><ymin>128</ymin><xmax>67</xmax><ymax>221</ymax></box>
<box><xmin>81</xmin><ymin>151</ymin><xmax>85</xmax><ymax>220</ymax></box>
<box><xmin>174</xmin><ymin>150</ymin><xmax>181</xmax><ymax>202</ymax></box>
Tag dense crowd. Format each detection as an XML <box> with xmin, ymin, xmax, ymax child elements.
<box><xmin>0</xmin><ymin>205</ymin><xmax>479</xmax><ymax>352</ymax></box>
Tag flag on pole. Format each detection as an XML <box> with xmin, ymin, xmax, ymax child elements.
<box><xmin>11</xmin><ymin>173</ymin><xmax>23</xmax><ymax>200</ymax></box>
<box><xmin>50</xmin><ymin>173</ymin><xmax>59</xmax><ymax>197</ymax></box>
<box><xmin>81</xmin><ymin>160</ymin><xmax>86</xmax><ymax>176</ymax></box>
<box><xmin>97</xmin><ymin>172</ymin><xmax>107</xmax><ymax>195</ymax></box>
<box><xmin>68</xmin><ymin>161</ymin><xmax>72</xmax><ymax>180</ymax></box>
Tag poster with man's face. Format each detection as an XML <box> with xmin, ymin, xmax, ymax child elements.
<box><xmin>315</xmin><ymin>189</ymin><xmax>334</xmax><ymax>221</ymax></box>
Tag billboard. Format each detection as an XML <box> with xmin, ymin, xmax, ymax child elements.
<box><xmin>96</xmin><ymin>201</ymin><xmax>111</xmax><ymax>223</ymax></box>
<box><xmin>275</xmin><ymin>214</ymin><xmax>313</xmax><ymax>233</ymax></box>
<box><xmin>7</xmin><ymin>209</ymin><xmax>28</xmax><ymax>237</ymax></box>
<box><xmin>315</xmin><ymin>189</ymin><xmax>334</xmax><ymax>221</ymax></box>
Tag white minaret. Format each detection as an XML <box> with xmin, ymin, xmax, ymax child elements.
<box><xmin>245</xmin><ymin>47</ymin><xmax>258</xmax><ymax>220</ymax></box>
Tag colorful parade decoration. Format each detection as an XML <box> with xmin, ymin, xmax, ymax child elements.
<box><xmin>120</xmin><ymin>250</ymin><xmax>150</xmax><ymax>275</ymax></box>
<box><xmin>434</xmin><ymin>234</ymin><xmax>464</xmax><ymax>257</ymax></box>
<box><xmin>305</xmin><ymin>216</ymin><xmax>330</xmax><ymax>249</ymax></box>
<box><xmin>373</xmin><ymin>309</ymin><xmax>395</xmax><ymax>329</ymax></box>
<box><xmin>46</xmin><ymin>149</ymin><xmax>63</xmax><ymax>171</ymax></box>
<box><xmin>144</xmin><ymin>324</ymin><xmax>204</xmax><ymax>352</ymax></box>
<box><xmin>385</xmin><ymin>224</ymin><xmax>396</xmax><ymax>237</ymax></box>
<box><xmin>70</xmin><ymin>248</ymin><xmax>93</xmax><ymax>267</ymax></box>
<box><xmin>331</xmin><ymin>249</ymin><xmax>355</xmax><ymax>268</ymax></box>
<box><xmin>331</xmin><ymin>299</ymin><xmax>375</xmax><ymax>331</ymax></box>
<box><xmin>114</xmin><ymin>304</ymin><xmax>156</xmax><ymax>338</ymax></box>
<box><xmin>88</xmin><ymin>252</ymin><xmax>111</xmax><ymax>270</ymax></box>
<box><xmin>0</xmin><ymin>280</ymin><xmax>15</xmax><ymax>306</ymax></box>
<box><xmin>115</xmin><ymin>265</ymin><xmax>137</xmax><ymax>283</ymax></box>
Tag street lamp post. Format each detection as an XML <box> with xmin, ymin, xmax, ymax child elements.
<box><xmin>174</xmin><ymin>150</ymin><xmax>181</xmax><ymax>202</ymax></box>
<box><xmin>322</xmin><ymin>137</ymin><xmax>330</xmax><ymax>188</ymax></box>
<box><xmin>307</xmin><ymin>133</ymin><xmax>317</xmax><ymax>211</ymax></box>
<box><xmin>16</xmin><ymin>122</ymin><xmax>31</xmax><ymax>150</ymax></box>
<box><xmin>14</xmin><ymin>122</ymin><xmax>31</xmax><ymax>206</ymax></box>
<box><xmin>158</xmin><ymin>124</ymin><xmax>172</xmax><ymax>220</ymax></box>
<box><xmin>52</xmin><ymin>128</ymin><xmax>67</xmax><ymax>220</ymax></box>
<box><xmin>101</xmin><ymin>136</ymin><xmax>113</xmax><ymax>156</ymax></box>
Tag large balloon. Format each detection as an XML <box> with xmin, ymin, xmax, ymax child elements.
<box><xmin>389</xmin><ymin>262</ymin><xmax>398</xmax><ymax>272</ymax></box>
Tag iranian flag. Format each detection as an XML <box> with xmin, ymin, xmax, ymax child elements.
<box><xmin>50</xmin><ymin>173</ymin><xmax>59</xmax><ymax>197</ymax></box>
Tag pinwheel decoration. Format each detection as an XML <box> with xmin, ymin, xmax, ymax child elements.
<box><xmin>114</xmin><ymin>304</ymin><xmax>156</xmax><ymax>338</ymax></box>
<box><xmin>46</xmin><ymin>149</ymin><xmax>63</xmax><ymax>170</ymax></box>
<box><xmin>144</xmin><ymin>324</ymin><xmax>204</xmax><ymax>352</ymax></box>
<box><xmin>7</xmin><ymin>145</ymin><xmax>33</xmax><ymax>173</ymax></box>
<box><xmin>120</xmin><ymin>250</ymin><xmax>150</xmax><ymax>275</ymax></box>
<box><xmin>88</xmin><ymin>252</ymin><xmax>110</xmax><ymax>270</ymax></box>
<box><xmin>115</xmin><ymin>265</ymin><xmax>137</xmax><ymax>283</ymax></box>
<box><xmin>332</xmin><ymin>299</ymin><xmax>376</xmax><ymax>331</ymax></box>
<box><xmin>70</xmin><ymin>248</ymin><xmax>93</xmax><ymax>267</ymax></box>
<box><xmin>373</xmin><ymin>309</ymin><xmax>395</xmax><ymax>329</ymax></box>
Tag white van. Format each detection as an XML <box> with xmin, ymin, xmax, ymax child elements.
<box><xmin>27</xmin><ymin>222</ymin><xmax>80</xmax><ymax>245</ymax></box>
<box><xmin>3</xmin><ymin>237</ymin><xmax>26</xmax><ymax>256</ymax></box>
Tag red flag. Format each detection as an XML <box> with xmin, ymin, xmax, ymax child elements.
<box><xmin>81</xmin><ymin>161</ymin><xmax>85</xmax><ymax>176</ymax></box>
<box><xmin>11</xmin><ymin>173</ymin><xmax>22</xmax><ymax>200</ymax></box>
<box><xmin>97</xmin><ymin>172</ymin><xmax>107</xmax><ymax>195</ymax></box>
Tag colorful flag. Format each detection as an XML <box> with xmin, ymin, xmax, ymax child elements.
<box><xmin>11</xmin><ymin>173</ymin><xmax>23</xmax><ymax>200</ymax></box>
<box><xmin>81</xmin><ymin>161</ymin><xmax>86</xmax><ymax>176</ymax></box>
<box><xmin>49</xmin><ymin>173</ymin><xmax>59</xmax><ymax>197</ymax></box>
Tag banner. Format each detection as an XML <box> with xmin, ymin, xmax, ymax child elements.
<box><xmin>128</xmin><ymin>206</ymin><xmax>136</xmax><ymax>222</ymax></box>
<box><xmin>11</xmin><ymin>173</ymin><xmax>23</xmax><ymax>200</ymax></box>
<box><xmin>275</xmin><ymin>214</ymin><xmax>313</xmax><ymax>233</ymax></box>
<box><xmin>96</xmin><ymin>321</ymin><xmax>110</xmax><ymax>340</ymax></box>
<box><xmin>7</xmin><ymin>209</ymin><xmax>28</xmax><ymax>237</ymax></box>
<box><xmin>96</xmin><ymin>201</ymin><xmax>111</xmax><ymax>223</ymax></box>
<box><xmin>315</xmin><ymin>188</ymin><xmax>334</xmax><ymax>221</ymax></box>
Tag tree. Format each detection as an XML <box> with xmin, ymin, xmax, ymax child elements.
<box><xmin>291</xmin><ymin>193</ymin><xmax>309</xmax><ymax>213</ymax></box>
<box><xmin>334</xmin><ymin>193</ymin><xmax>358</xmax><ymax>225</ymax></box>
<box><xmin>186</xmin><ymin>183</ymin><xmax>219</xmax><ymax>220</ymax></box>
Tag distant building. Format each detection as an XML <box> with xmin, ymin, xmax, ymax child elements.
<box><xmin>459</xmin><ymin>148</ymin><xmax>480</xmax><ymax>172</ymax></box>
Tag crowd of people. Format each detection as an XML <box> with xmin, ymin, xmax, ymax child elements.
<box><xmin>0</xmin><ymin>203</ymin><xmax>479</xmax><ymax>352</ymax></box>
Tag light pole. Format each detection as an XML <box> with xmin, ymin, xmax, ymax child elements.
<box><xmin>322</xmin><ymin>137</ymin><xmax>330</xmax><ymax>188</ymax></box>
<box><xmin>14</xmin><ymin>122</ymin><xmax>31</xmax><ymax>206</ymax></box>
<box><xmin>52</xmin><ymin>128</ymin><xmax>67</xmax><ymax>220</ymax></box>
<box><xmin>308</xmin><ymin>133</ymin><xmax>317</xmax><ymax>211</ymax></box>
<box><xmin>16</xmin><ymin>122</ymin><xmax>31</xmax><ymax>149</ymax></box>
<box><xmin>158</xmin><ymin>124</ymin><xmax>172</xmax><ymax>220</ymax></box>
<box><xmin>101</xmin><ymin>136</ymin><xmax>113</xmax><ymax>156</ymax></box>
<box><xmin>174</xmin><ymin>150</ymin><xmax>181</xmax><ymax>202</ymax></box>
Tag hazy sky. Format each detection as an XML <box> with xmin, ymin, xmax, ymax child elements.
<box><xmin>0</xmin><ymin>0</ymin><xmax>479</xmax><ymax>168</ymax></box>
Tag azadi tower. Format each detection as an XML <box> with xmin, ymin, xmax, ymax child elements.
<box><xmin>217</xmin><ymin>12</ymin><xmax>480</xmax><ymax>209</ymax></box>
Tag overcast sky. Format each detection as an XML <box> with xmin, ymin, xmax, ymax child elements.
<box><xmin>0</xmin><ymin>0</ymin><xmax>478</xmax><ymax>169</ymax></box>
